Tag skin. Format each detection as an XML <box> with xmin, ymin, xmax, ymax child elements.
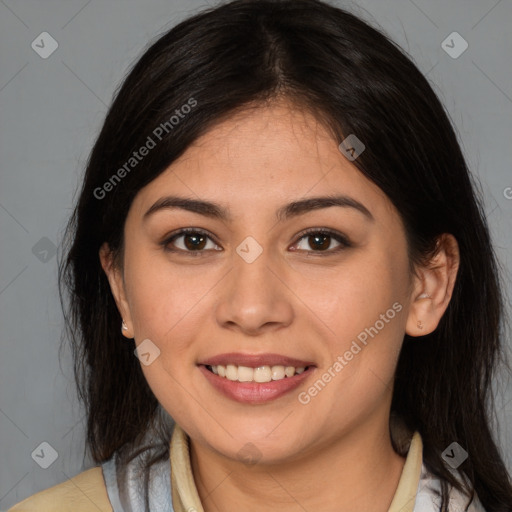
<box><xmin>100</xmin><ymin>99</ymin><xmax>459</xmax><ymax>512</ymax></box>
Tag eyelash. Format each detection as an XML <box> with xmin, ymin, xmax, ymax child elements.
<box><xmin>161</xmin><ymin>227</ymin><xmax>352</xmax><ymax>257</ymax></box>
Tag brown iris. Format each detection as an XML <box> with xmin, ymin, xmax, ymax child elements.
<box><xmin>183</xmin><ymin>233</ymin><xmax>208</xmax><ymax>250</ymax></box>
<box><xmin>307</xmin><ymin>233</ymin><xmax>331</xmax><ymax>251</ymax></box>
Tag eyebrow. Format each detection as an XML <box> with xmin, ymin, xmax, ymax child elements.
<box><xmin>143</xmin><ymin>194</ymin><xmax>374</xmax><ymax>223</ymax></box>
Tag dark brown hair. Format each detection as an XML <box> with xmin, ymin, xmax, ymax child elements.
<box><xmin>58</xmin><ymin>1</ymin><xmax>512</xmax><ymax>510</ymax></box>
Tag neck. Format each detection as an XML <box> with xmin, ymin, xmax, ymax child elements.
<box><xmin>189</xmin><ymin>420</ymin><xmax>406</xmax><ymax>512</ymax></box>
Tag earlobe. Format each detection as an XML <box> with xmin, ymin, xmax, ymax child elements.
<box><xmin>405</xmin><ymin>234</ymin><xmax>460</xmax><ymax>337</ymax></box>
<box><xmin>99</xmin><ymin>242</ymin><xmax>134</xmax><ymax>339</ymax></box>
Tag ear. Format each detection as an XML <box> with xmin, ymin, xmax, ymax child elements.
<box><xmin>99</xmin><ymin>242</ymin><xmax>134</xmax><ymax>339</ymax></box>
<box><xmin>405</xmin><ymin>234</ymin><xmax>460</xmax><ymax>337</ymax></box>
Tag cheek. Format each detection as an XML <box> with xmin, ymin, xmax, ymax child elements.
<box><xmin>123</xmin><ymin>248</ymin><xmax>211</xmax><ymax>360</ymax></box>
<box><xmin>300</xmin><ymin>248</ymin><xmax>408</xmax><ymax>390</ymax></box>
<box><xmin>299</xmin><ymin>251</ymin><xmax>405</xmax><ymax>332</ymax></box>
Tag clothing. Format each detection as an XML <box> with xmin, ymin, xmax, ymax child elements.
<box><xmin>8</xmin><ymin>426</ymin><xmax>485</xmax><ymax>511</ymax></box>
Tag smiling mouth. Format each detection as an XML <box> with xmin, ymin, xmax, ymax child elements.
<box><xmin>204</xmin><ymin>364</ymin><xmax>311</xmax><ymax>383</ymax></box>
<box><xmin>199</xmin><ymin>357</ymin><xmax>315</xmax><ymax>403</ymax></box>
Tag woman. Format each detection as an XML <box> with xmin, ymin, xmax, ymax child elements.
<box><xmin>9</xmin><ymin>0</ymin><xmax>512</xmax><ymax>510</ymax></box>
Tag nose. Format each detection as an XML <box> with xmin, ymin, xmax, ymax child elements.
<box><xmin>214</xmin><ymin>246</ymin><xmax>294</xmax><ymax>336</ymax></box>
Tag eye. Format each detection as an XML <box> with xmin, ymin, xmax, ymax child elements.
<box><xmin>292</xmin><ymin>228</ymin><xmax>351</xmax><ymax>254</ymax></box>
<box><xmin>161</xmin><ymin>227</ymin><xmax>351</xmax><ymax>256</ymax></box>
<box><xmin>162</xmin><ymin>228</ymin><xmax>221</xmax><ymax>254</ymax></box>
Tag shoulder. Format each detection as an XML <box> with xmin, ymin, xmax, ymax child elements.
<box><xmin>415</xmin><ymin>464</ymin><xmax>487</xmax><ymax>512</ymax></box>
<box><xmin>7</xmin><ymin>467</ymin><xmax>113</xmax><ymax>512</ymax></box>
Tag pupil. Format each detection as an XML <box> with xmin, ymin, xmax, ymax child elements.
<box><xmin>185</xmin><ymin>234</ymin><xmax>206</xmax><ymax>250</ymax></box>
<box><xmin>310</xmin><ymin>234</ymin><xmax>329</xmax><ymax>250</ymax></box>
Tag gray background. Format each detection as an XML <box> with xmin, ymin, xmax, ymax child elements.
<box><xmin>1</xmin><ymin>0</ymin><xmax>511</xmax><ymax>509</ymax></box>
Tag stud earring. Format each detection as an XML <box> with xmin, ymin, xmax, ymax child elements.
<box><xmin>122</xmin><ymin>320</ymin><xmax>128</xmax><ymax>331</ymax></box>
<box><xmin>418</xmin><ymin>293</ymin><xmax>431</xmax><ymax>299</ymax></box>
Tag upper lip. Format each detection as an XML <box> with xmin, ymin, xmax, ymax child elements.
<box><xmin>199</xmin><ymin>353</ymin><xmax>315</xmax><ymax>368</ymax></box>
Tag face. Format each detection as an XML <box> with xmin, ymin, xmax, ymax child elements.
<box><xmin>102</xmin><ymin>100</ymin><xmax>431</xmax><ymax>466</ymax></box>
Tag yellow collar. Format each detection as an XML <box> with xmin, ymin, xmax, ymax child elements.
<box><xmin>169</xmin><ymin>425</ymin><xmax>423</xmax><ymax>512</ymax></box>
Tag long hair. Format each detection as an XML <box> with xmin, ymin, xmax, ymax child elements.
<box><xmin>58</xmin><ymin>1</ymin><xmax>512</xmax><ymax>510</ymax></box>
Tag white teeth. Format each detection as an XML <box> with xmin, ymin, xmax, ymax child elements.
<box><xmin>271</xmin><ymin>365</ymin><xmax>285</xmax><ymax>380</ymax></box>
<box><xmin>208</xmin><ymin>364</ymin><xmax>308</xmax><ymax>382</ymax></box>
<box><xmin>284</xmin><ymin>366</ymin><xmax>295</xmax><ymax>377</ymax></box>
<box><xmin>237</xmin><ymin>365</ymin><xmax>254</xmax><ymax>382</ymax></box>
<box><xmin>254</xmin><ymin>366</ymin><xmax>272</xmax><ymax>383</ymax></box>
<box><xmin>226</xmin><ymin>364</ymin><xmax>238</xmax><ymax>381</ymax></box>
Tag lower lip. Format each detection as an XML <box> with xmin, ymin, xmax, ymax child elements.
<box><xmin>199</xmin><ymin>365</ymin><xmax>314</xmax><ymax>404</ymax></box>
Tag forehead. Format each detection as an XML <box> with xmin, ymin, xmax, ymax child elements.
<box><xmin>129</xmin><ymin>101</ymin><xmax>396</xmax><ymax>225</ymax></box>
